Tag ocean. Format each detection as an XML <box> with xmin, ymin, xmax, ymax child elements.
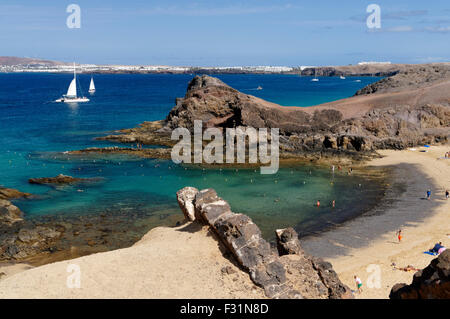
<box><xmin>0</xmin><ymin>73</ymin><xmax>385</xmax><ymax>239</ymax></box>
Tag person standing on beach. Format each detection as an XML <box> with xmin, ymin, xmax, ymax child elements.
<box><xmin>354</xmin><ymin>276</ymin><xmax>362</xmax><ymax>294</ymax></box>
<box><xmin>426</xmin><ymin>189</ymin><xmax>431</xmax><ymax>200</ymax></box>
<box><xmin>316</xmin><ymin>200</ymin><xmax>320</xmax><ymax>208</ymax></box>
<box><xmin>446</xmin><ymin>189</ymin><xmax>449</xmax><ymax>199</ymax></box>
<box><xmin>396</xmin><ymin>229</ymin><xmax>403</xmax><ymax>243</ymax></box>
<box><xmin>332</xmin><ymin>200</ymin><xmax>335</xmax><ymax>208</ymax></box>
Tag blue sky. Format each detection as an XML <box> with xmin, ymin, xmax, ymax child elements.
<box><xmin>1</xmin><ymin>0</ymin><xmax>449</xmax><ymax>66</ymax></box>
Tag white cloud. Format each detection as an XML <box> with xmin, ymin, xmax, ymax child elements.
<box><xmin>138</xmin><ymin>4</ymin><xmax>296</xmax><ymax>16</ymax></box>
<box><xmin>384</xmin><ymin>26</ymin><xmax>414</xmax><ymax>32</ymax></box>
<box><xmin>424</xmin><ymin>26</ymin><xmax>450</xmax><ymax>33</ymax></box>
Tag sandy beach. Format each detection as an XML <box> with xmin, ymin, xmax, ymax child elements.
<box><xmin>0</xmin><ymin>222</ymin><xmax>266</xmax><ymax>298</ymax></box>
<box><xmin>302</xmin><ymin>144</ymin><xmax>450</xmax><ymax>298</ymax></box>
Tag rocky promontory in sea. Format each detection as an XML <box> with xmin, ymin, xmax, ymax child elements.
<box><xmin>74</xmin><ymin>66</ymin><xmax>450</xmax><ymax>164</ymax></box>
<box><xmin>28</xmin><ymin>174</ymin><xmax>101</xmax><ymax>186</ymax></box>
<box><xmin>177</xmin><ymin>187</ymin><xmax>353</xmax><ymax>299</ymax></box>
<box><xmin>390</xmin><ymin>250</ymin><xmax>450</xmax><ymax>299</ymax></box>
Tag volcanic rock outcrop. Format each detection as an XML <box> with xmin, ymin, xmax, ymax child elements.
<box><xmin>0</xmin><ymin>199</ymin><xmax>24</xmax><ymax>225</ymax></box>
<box><xmin>94</xmin><ymin>69</ymin><xmax>450</xmax><ymax>162</ymax></box>
<box><xmin>390</xmin><ymin>250</ymin><xmax>450</xmax><ymax>299</ymax></box>
<box><xmin>176</xmin><ymin>187</ymin><xmax>353</xmax><ymax>299</ymax></box>
<box><xmin>0</xmin><ymin>226</ymin><xmax>63</xmax><ymax>260</ymax></box>
<box><xmin>0</xmin><ymin>187</ymin><xmax>32</xmax><ymax>200</ymax></box>
<box><xmin>29</xmin><ymin>174</ymin><xmax>99</xmax><ymax>186</ymax></box>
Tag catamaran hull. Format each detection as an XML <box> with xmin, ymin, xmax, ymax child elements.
<box><xmin>55</xmin><ymin>97</ymin><xmax>90</xmax><ymax>103</ymax></box>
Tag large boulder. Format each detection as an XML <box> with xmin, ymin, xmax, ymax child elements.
<box><xmin>0</xmin><ymin>199</ymin><xmax>23</xmax><ymax>225</ymax></box>
<box><xmin>176</xmin><ymin>187</ymin><xmax>199</xmax><ymax>221</ymax></box>
<box><xmin>276</xmin><ymin>227</ymin><xmax>353</xmax><ymax>299</ymax></box>
<box><xmin>390</xmin><ymin>250</ymin><xmax>450</xmax><ymax>299</ymax></box>
<box><xmin>275</xmin><ymin>227</ymin><xmax>304</xmax><ymax>255</ymax></box>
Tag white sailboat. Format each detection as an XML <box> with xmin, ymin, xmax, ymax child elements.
<box><xmin>311</xmin><ymin>69</ymin><xmax>319</xmax><ymax>82</ymax></box>
<box><xmin>89</xmin><ymin>76</ymin><xmax>96</xmax><ymax>93</ymax></box>
<box><xmin>55</xmin><ymin>63</ymin><xmax>89</xmax><ymax>103</ymax></box>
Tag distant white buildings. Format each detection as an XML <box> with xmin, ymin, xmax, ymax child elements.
<box><xmin>357</xmin><ymin>61</ymin><xmax>392</xmax><ymax>65</ymax></box>
<box><xmin>0</xmin><ymin>63</ymin><xmax>293</xmax><ymax>73</ymax></box>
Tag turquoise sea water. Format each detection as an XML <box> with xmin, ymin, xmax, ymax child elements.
<box><xmin>0</xmin><ymin>73</ymin><xmax>384</xmax><ymax>238</ymax></box>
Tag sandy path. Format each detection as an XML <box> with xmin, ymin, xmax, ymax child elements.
<box><xmin>302</xmin><ymin>145</ymin><xmax>450</xmax><ymax>298</ymax></box>
<box><xmin>0</xmin><ymin>222</ymin><xmax>265</xmax><ymax>299</ymax></box>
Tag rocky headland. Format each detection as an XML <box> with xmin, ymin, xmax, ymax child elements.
<box><xmin>70</xmin><ymin>64</ymin><xmax>450</xmax><ymax>164</ymax></box>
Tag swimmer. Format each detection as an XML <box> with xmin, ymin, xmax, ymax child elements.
<box><xmin>396</xmin><ymin>229</ymin><xmax>403</xmax><ymax>243</ymax></box>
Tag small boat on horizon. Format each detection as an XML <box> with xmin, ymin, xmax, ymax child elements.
<box><xmin>311</xmin><ymin>69</ymin><xmax>319</xmax><ymax>82</ymax></box>
<box><xmin>256</xmin><ymin>86</ymin><xmax>263</xmax><ymax>90</ymax></box>
<box><xmin>55</xmin><ymin>63</ymin><xmax>89</xmax><ymax>103</ymax></box>
<box><xmin>89</xmin><ymin>76</ymin><xmax>96</xmax><ymax>94</ymax></box>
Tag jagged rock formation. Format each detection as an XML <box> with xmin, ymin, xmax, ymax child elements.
<box><xmin>176</xmin><ymin>187</ymin><xmax>353</xmax><ymax>299</ymax></box>
<box><xmin>0</xmin><ymin>187</ymin><xmax>32</xmax><ymax>200</ymax></box>
<box><xmin>92</xmin><ymin>71</ymin><xmax>450</xmax><ymax>162</ymax></box>
<box><xmin>275</xmin><ymin>227</ymin><xmax>304</xmax><ymax>255</ymax></box>
<box><xmin>390</xmin><ymin>250</ymin><xmax>450</xmax><ymax>299</ymax></box>
<box><xmin>177</xmin><ymin>187</ymin><xmax>198</xmax><ymax>221</ymax></box>
<box><xmin>29</xmin><ymin>174</ymin><xmax>99</xmax><ymax>186</ymax></box>
<box><xmin>0</xmin><ymin>199</ymin><xmax>24</xmax><ymax>225</ymax></box>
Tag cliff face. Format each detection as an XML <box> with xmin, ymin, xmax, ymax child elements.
<box><xmin>355</xmin><ymin>64</ymin><xmax>450</xmax><ymax>95</ymax></box>
<box><xmin>390</xmin><ymin>250</ymin><xmax>450</xmax><ymax>299</ymax></box>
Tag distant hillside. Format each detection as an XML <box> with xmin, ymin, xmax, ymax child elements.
<box><xmin>0</xmin><ymin>56</ymin><xmax>66</xmax><ymax>66</ymax></box>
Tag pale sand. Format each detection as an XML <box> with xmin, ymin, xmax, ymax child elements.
<box><xmin>303</xmin><ymin>145</ymin><xmax>450</xmax><ymax>299</ymax></box>
<box><xmin>0</xmin><ymin>222</ymin><xmax>265</xmax><ymax>299</ymax></box>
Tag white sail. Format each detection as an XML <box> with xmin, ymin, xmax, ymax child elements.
<box><xmin>89</xmin><ymin>77</ymin><xmax>95</xmax><ymax>92</ymax></box>
<box><xmin>66</xmin><ymin>78</ymin><xmax>77</xmax><ymax>97</ymax></box>
<box><xmin>55</xmin><ymin>62</ymin><xmax>89</xmax><ymax>103</ymax></box>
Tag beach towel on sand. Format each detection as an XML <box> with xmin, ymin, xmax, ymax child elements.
<box><xmin>424</xmin><ymin>251</ymin><xmax>438</xmax><ymax>256</ymax></box>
